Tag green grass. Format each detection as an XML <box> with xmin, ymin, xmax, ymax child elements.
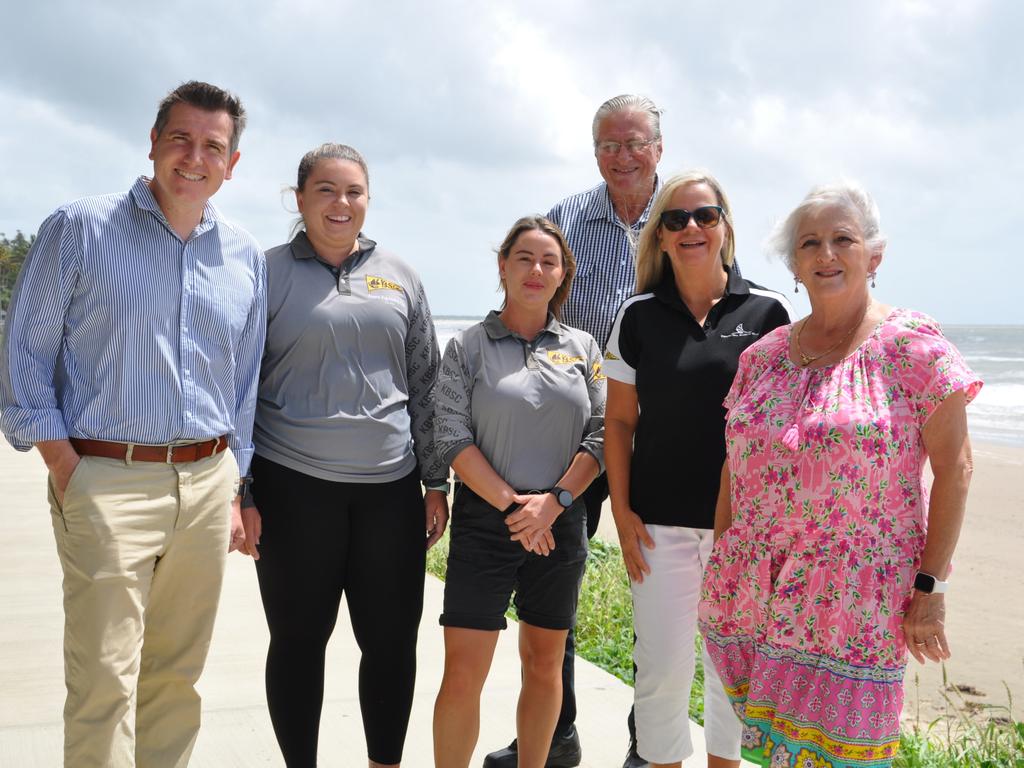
<box><xmin>896</xmin><ymin>672</ymin><xmax>1024</xmax><ymax>768</ymax></box>
<box><xmin>428</xmin><ymin>532</ymin><xmax>1023</xmax><ymax>766</ymax></box>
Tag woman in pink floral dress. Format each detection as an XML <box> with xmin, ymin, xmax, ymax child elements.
<box><xmin>698</xmin><ymin>182</ymin><xmax>981</xmax><ymax>768</ymax></box>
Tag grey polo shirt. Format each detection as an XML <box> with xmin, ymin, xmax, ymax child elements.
<box><xmin>434</xmin><ymin>311</ymin><xmax>605</xmax><ymax>491</ymax></box>
<box><xmin>253</xmin><ymin>231</ymin><xmax>443</xmax><ymax>483</ymax></box>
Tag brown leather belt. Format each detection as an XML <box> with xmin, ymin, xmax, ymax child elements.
<box><xmin>70</xmin><ymin>436</ymin><xmax>228</xmax><ymax>464</ymax></box>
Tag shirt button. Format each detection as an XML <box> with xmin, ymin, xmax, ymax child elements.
<box><xmin>184</xmin><ymin>411</ymin><xmax>192</xmax><ymax>418</ymax></box>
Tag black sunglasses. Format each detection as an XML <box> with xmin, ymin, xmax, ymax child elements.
<box><xmin>659</xmin><ymin>206</ymin><xmax>724</xmax><ymax>231</ymax></box>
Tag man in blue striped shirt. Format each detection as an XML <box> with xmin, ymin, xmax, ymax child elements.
<box><xmin>485</xmin><ymin>95</ymin><xmax>664</xmax><ymax>768</ymax></box>
<box><xmin>0</xmin><ymin>81</ymin><xmax>267</xmax><ymax>767</ymax></box>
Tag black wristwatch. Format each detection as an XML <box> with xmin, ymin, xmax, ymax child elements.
<box><xmin>550</xmin><ymin>486</ymin><xmax>574</xmax><ymax>509</ymax></box>
<box><xmin>234</xmin><ymin>475</ymin><xmax>253</xmax><ymax>499</ymax></box>
<box><xmin>913</xmin><ymin>571</ymin><xmax>949</xmax><ymax>594</ymax></box>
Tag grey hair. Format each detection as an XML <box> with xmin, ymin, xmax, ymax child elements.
<box><xmin>290</xmin><ymin>143</ymin><xmax>369</xmax><ymax>239</ymax></box>
<box><xmin>766</xmin><ymin>181</ymin><xmax>887</xmax><ymax>272</ymax></box>
<box><xmin>591</xmin><ymin>94</ymin><xmax>663</xmax><ymax>147</ymax></box>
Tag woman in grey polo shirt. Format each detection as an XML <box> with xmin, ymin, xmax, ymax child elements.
<box><xmin>431</xmin><ymin>216</ymin><xmax>606</xmax><ymax>768</ymax></box>
<box><xmin>240</xmin><ymin>143</ymin><xmax>449</xmax><ymax>768</ymax></box>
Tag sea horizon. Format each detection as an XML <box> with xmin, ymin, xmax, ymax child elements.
<box><xmin>433</xmin><ymin>317</ymin><xmax>1024</xmax><ymax>448</ymax></box>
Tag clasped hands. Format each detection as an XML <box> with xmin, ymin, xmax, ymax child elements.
<box><xmin>504</xmin><ymin>492</ymin><xmax>560</xmax><ymax>556</ymax></box>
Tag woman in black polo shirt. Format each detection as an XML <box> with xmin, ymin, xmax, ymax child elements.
<box><xmin>604</xmin><ymin>170</ymin><xmax>792</xmax><ymax>768</ymax></box>
<box><xmin>431</xmin><ymin>216</ymin><xmax>605</xmax><ymax>768</ymax></box>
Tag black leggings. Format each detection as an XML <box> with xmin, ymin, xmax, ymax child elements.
<box><xmin>251</xmin><ymin>455</ymin><xmax>426</xmax><ymax>766</ymax></box>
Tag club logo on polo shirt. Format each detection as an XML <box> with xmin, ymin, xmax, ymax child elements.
<box><xmin>366</xmin><ymin>275</ymin><xmax>404</xmax><ymax>293</ymax></box>
<box><xmin>547</xmin><ymin>350</ymin><xmax>584</xmax><ymax>365</ymax></box>
<box><xmin>720</xmin><ymin>323</ymin><xmax>758</xmax><ymax>338</ymax></box>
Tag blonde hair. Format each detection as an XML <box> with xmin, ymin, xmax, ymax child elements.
<box><xmin>634</xmin><ymin>170</ymin><xmax>735</xmax><ymax>294</ymax></box>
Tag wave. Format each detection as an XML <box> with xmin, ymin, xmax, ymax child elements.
<box><xmin>971</xmin><ymin>383</ymin><xmax>1024</xmax><ymax>409</ymax></box>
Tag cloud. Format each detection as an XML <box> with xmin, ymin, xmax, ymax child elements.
<box><xmin>1</xmin><ymin>0</ymin><xmax>1021</xmax><ymax>322</ymax></box>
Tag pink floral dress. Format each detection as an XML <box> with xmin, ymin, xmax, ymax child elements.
<box><xmin>698</xmin><ymin>309</ymin><xmax>981</xmax><ymax>768</ymax></box>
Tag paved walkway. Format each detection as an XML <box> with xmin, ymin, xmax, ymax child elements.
<box><xmin>0</xmin><ymin>442</ymin><xmax>747</xmax><ymax>766</ymax></box>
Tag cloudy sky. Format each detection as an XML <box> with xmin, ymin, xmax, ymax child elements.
<box><xmin>2</xmin><ymin>0</ymin><xmax>1021</xmax><ymax>324</ymax></box>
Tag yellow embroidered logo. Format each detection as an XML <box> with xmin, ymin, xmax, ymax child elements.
<box><xmin>547</xmin><ymin>350</ymin><xmax>584</xmax><ymax>365</ymax></box>
<box><xmin>591</xmin><ymin>361</ymin><xmax>606</xmax><ymax>381</ymax></box>
<box><xmin>604</xmin><ymin>350</ymin><xmax>620</xmax><ymax>361</ymax></box>
<box><xmin>366</xmin><ymin>275</ymin><xmax>404</xmax><ymax>293</ymax></box>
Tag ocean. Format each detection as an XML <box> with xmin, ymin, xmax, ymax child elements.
<box><xmin>433</xmin><ymin>317</ymin><xmax>1024</xmax><ymax>447</ymax></box>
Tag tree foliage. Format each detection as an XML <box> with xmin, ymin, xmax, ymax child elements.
<box><xmin>0</xmin><ymin>231</ymin><xmax>35</xmax><ymax>317</ymax></box>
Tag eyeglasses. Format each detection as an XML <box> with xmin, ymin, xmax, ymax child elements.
<box><xmin>659</xmin><ymin>206</ymin><xmax>724</xmax><ymax>231</ymax></box>
<box><xmin>595</xmin><ymin>138</ymin><xmax>659</xmax><ymax>155</ymax></box>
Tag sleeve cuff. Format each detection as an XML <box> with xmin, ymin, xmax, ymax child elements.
<box><xmin>578</xmin><ymin>445</ymin><xmax>605</xmax><ymax>474</ymax></box>
<box><xmin>231</xmin><ymin>445</ymin><xmax>254</xmax><ymax>477</ymax></box>
<box><xmin>438</xmin><ymin>439</ymin><xmax>474</xmax><ymax>468</ymax></box>
<box><xmin>0</xmin><ymin>408</ymin><xmax>69</xmax><ymax>450</ymax></box>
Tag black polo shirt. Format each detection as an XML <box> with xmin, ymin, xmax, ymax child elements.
<box><xmin>604</xmin><ymin>266</ymin><xmax>793</xmax><ymax>528</ymax></box>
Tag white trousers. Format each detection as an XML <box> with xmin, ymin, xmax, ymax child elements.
<box><xmin>631</xmin><ymin>525</ymin><xmax>741</xmax><ymax>763</ymax></box>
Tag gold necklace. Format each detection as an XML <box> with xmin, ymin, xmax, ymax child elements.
<box><xmin>795</xmin><ymin>304</ymin><xmax>870</xmax><ymax>367</ymax></box>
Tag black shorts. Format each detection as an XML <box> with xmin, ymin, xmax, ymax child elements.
<box><xmin>440</xmin><ymin>485</ymin><xmax>588</xmax><ymax>631</ymax></box>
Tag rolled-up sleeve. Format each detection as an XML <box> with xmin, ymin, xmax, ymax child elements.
<box><xmin>578</xmin><ymin>335</ymin><xmax>606</xmax><ymax>471</ymax></box>
<box><xmin>228</xmin><ymin>251</ymin><xmax>267</xmax><ymax>477</ymax></box>
<box><xmin>0</xmin><ymin>211</ymin><xmax>80</xmax><ymax>450</ymax></box>
<box><xmin>433</xmin><ymin>336</ymin><xmax>475</xmax><ymax>468</ymax></box>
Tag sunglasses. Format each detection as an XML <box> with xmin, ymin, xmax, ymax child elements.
<box><xmin>659</xmin><ymin>206</ymin><xmax>724</xmax><ymax>231</ymax></box>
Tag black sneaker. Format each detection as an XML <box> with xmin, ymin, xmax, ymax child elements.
<box><xmin>482</xmin><ymin>726</ymin><xmax>582</xmax><ymax>768</ymax></box>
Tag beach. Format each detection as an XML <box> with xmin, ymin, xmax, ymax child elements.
<box><xmin>0</xmin><ymin>436</ymin><xmax>1019</xmax><ymax>765</ymax></box>
<box><xmin>592</xmin><ymin>439</ymin><xmax>1024</xmax><ymax>728</ymax></box>
<box><xmin>900</xmin><ymin>440</ymin><xmax>1024</xmax><ymax>725</ymax></box>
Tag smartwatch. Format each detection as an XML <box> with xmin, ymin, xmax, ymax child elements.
<box><xmin>913</xmin><ymin>571</ymin><xmax>949</xmax><ymax>594</ymax></box>
<box><xmin>550</xmin><ymin>486</ymin><xmax>574</xmax><ymax>509</ymax></box>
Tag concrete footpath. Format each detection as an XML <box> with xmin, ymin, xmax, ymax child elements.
<box><xmin>0</xmin><ymin>442</ymin><xmax>744</xmax><ymax>766</ymax></box>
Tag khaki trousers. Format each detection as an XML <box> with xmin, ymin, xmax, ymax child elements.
<box><xmin>48</xmin><ymin>449</ymin><xmax>236</xmax><ymax>768</ymax></box>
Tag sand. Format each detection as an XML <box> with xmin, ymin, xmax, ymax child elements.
<box><xmin>0</xmin><ymin>436</ymin><xmax>1018</xmax><ymax>764</ymax></box>
<box><xmin>594</xmin><ymin>440</ymin><xmax>1024</xmax><ymax>727</ymax></box>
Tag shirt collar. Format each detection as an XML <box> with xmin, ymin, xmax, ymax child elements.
<box><xmin>131</xmin><ymin>176</ymin><xmax>221</xmax><ymax>238</ymax></box>
<box><xmin>482</xmin><ymin>309</ymin><xmax>564</xmax><ymax>342</ymax></box>
<box><xmin>653</xmin><ymin>263</ymin><xmax>742</xmax><ymax>312</ymax></box>
<box><xmin>724</xmin><ymin>263</ymin><xmax>748</xmax><ymax>296</ymax></box>
<box><xmin>584</xmin><ymin>175</ymin><xmax>661</xmax><ymax>226</ymax></box>
<box><xmin>290</xmin><ymin>230</ymin><xmax>377</xmax><ymax>268</ymax></box>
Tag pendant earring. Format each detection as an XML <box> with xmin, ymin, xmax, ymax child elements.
<box><xmin>869</xmin><ymin>271</ymin><xmax>877</xmax><ymax>288</ymax></box>
<box><xmin>793</xmin><ymin>276</ymin><xmax>801</xmax><ymax>294</ymax></box>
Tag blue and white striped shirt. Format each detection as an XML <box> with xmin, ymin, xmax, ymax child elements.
<box><xmin>547</xmin><ymin>179</ymin><xmax>660</xmax><ymax>350</ymax></box>
<box><xmin>0</xmin><ymin>177</ymin><xmax>267</xmax><ymax>475</ymax></box>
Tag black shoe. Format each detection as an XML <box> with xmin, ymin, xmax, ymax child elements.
<box><xmin>621</xmin><ymin>738</ymin><xmax>649</xmax><ymax>768</ymax></box>
<box><xmin>482</xmin><ymin>726</ymin><xmax>582</xmax><ymax>768</ymax></box>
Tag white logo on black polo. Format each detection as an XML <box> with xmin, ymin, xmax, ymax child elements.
<box><xmin>720</xmin><ymin>323</ymin><xmax>758</xmax><ymax>338</ymax></box>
